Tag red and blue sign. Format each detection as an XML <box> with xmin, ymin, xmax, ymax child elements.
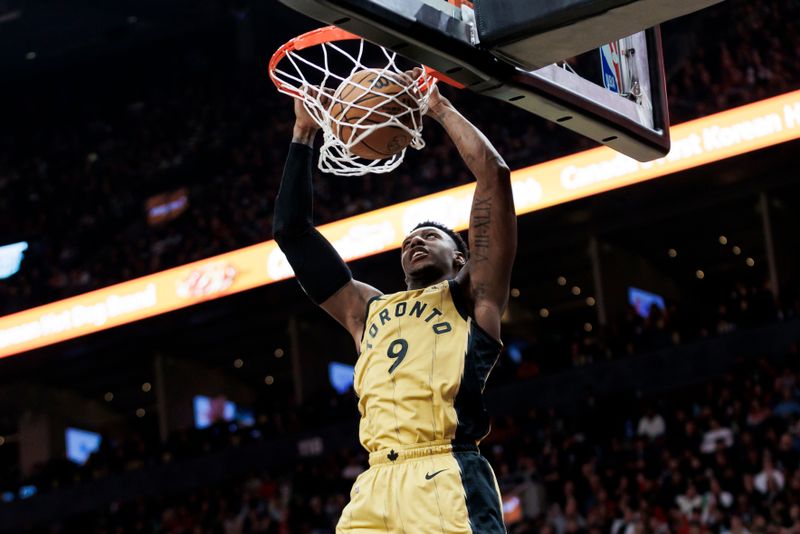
<box><xmin>600</xmin><ymin>41</ymin><xmax>623</xmax><ymax>94</ymax></box>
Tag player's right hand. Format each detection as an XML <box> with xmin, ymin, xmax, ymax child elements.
<box><xmin>293</xmin><ymin>95</ymin><xmax>319</xmax><ymax>132</ymax></box>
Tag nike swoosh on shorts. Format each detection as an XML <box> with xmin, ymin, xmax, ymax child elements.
<box><xmin>425</xmin><ymin>469</ymin><xmax>448</xmax><ymax>480</ymax></box>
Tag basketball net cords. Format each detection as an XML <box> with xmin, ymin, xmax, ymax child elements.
<box><xmin>273</xmin><ymin>38</ymin><xmax>434</xmax><ymax>176</ymax></box>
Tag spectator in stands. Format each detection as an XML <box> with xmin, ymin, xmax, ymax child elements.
<box><xmin>637</xmin><ymin>407</ymin><xmax>666</xmax><ymax>440</ymax></box>
<box><xmin>340</xmin><ymin>454</ymin><xmax>365</xmax><ymax>482</ymax></box>
<box><xmin>700</xmin><ymin>418</ymin><xmax>735</xmax><ymax>454</ymax></box>
<box><xmin>676</xmin><ymin>482</ymin><xmax>703</xmax><ymax>517</ymax></box>
<box><xmin>773</xmin><ymin>389</ymin><xmax>800</xmax><ymax>419</ymax></box>
<box><xmin>753</xmin><ymin>454</ymin><xmax>785</xmax><ymax>495</ymax></box>
<box><xmin>746</xmin><ymin>399</ymin><xmax>771</xmax><ymax>427</ymax></box>
<box><xmin>775</xmin><ymin>433</ymin><xmax>798</xmax><ymax>472</ymax></box>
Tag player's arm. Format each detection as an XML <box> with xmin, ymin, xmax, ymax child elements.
<box><xmin>273</xmin><ymin>98</ymin><xmax>381</xmax><ymax>349</ymax></box>
<box><xmin>427</xmin><ymin>86</ymin><xmax>516</xmax><ymax>341</ymax></box>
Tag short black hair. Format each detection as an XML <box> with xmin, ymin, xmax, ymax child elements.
<box><xmin>411</xmin><ymin>221</ymin><xmax>469</xmax><ymax>260</ymax></box>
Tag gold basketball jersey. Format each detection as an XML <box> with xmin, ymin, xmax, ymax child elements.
<box><xmin>354</xmin><ymin>280</ymin><xmax>502</xmax><ymax>453</ymax></box>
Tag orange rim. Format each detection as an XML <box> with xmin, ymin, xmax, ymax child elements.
<box><xmin>269</xmin><ymin>25</ymin><xmax>465</xmax><ymax>96</ymax></box>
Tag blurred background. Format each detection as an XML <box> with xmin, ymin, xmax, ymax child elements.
<box><xmin>0</xmin><ymin>0</ymin><xmax>799</xmax><ymax>532</ymax></box>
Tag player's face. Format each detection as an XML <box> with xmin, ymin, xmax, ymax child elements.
<box><xmin>400</xmin><ymin>227</ymin><xmax>463</xmax><ymax>279</ymax></box>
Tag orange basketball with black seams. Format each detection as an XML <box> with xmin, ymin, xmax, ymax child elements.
<box><xmin>330</xmin><ymin>69</ymin><xmax>421</xmax><ymax>160</ymax></box>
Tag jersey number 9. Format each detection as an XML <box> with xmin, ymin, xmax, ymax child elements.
<box><xmin>387</xmin><ymin>338</ymin><xmax>409</xmax><ymax>374</ymax></box>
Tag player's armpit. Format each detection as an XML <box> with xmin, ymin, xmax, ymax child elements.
<box><xmin>451</xmin><ymin>271</ymin><xmax>504</xmax><ymax>344</ymax></box>
<box><xmin>471</xmin><ymin>300</ymin><xmax>504</xmax><ymax>346</ymax></box>
<box><xmin>320</xmin><ymin>279</ymin><xmax>382</xmax><ymax>351</ymax></box>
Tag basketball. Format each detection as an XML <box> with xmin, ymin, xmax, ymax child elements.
<box><xmin>329</xmin><ymin>69</ymin><xmax>421</xmax><ymax>160</ymax></box>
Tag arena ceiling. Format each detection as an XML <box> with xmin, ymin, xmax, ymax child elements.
<box><xmin>0</xmin><ymin>0</ymin><xmax>235</xmax><ymax>75</ymax></box>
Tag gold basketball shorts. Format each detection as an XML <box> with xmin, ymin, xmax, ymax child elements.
<box><xmin>336</xmin><ymin>440</ymin><xmax>506</xmax><ymax>533</ymax></box>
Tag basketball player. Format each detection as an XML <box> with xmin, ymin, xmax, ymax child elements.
<box><xmin>274</xmin><ymin>82</ymin><xmax>516</xmax><ymax>533</ymax></box>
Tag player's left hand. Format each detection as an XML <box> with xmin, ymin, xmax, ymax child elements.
<box><xmin>402</xmin><ymin>67</ymin><xmax>453</xmax><ymax>120</ymax></box>
<box><xmin>423</xmin><ymin>83</ymin><xmax>454</xmax><ymax>122</ymax></box>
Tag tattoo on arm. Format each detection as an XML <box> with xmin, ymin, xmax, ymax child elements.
<box><xmin>472</xmin><ymin>281</ymin><xmax>488</xmax><ymax>301</ymax></box>
<box><xmin>472</xmin><ymin>196</ymin><xmax>492</xmax><ymax>263</ymax></box>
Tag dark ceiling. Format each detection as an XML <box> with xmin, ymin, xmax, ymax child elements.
<box><xmin>0</xmin><ymin>0</ymin><xmax>232</xmax><ymax>74</ymax></box>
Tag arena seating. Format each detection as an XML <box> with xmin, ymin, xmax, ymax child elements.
<box><xmin>40</xmin><ymin>341</ymin><xmax>800</xmax><ymax>533</ymax></box>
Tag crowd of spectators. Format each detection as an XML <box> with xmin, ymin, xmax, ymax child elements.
<box><xmin>503</xmin><ymin>278</ymin><xmax>794</xmax><ymax>380</ymax></box>
<box><xmin>667</xmin><ymin>0</ymin><xmax>800</xmax><ymax>122</ymax></box>
<box><xmin>39</xmin><ymin>346</ymin><xmax>800</xmax><ymax>534</ymax></box>
<box><xmin>0</xmin><ymin>0</ymin><xmax>798</xmax><ymax>316</ymax></box>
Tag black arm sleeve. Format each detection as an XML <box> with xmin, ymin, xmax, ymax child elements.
<box><xmin>273</xmin><ymin>142</ymin><xmax>352</xmax><ymax>304</ymax></box>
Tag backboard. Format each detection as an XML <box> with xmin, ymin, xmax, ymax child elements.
<box><xmin>278</xmin><ymin>0</ymin><xmax>723</xmax><ymax>162</ymax></box>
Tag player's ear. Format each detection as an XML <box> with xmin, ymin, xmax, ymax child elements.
<box><xmin>453</xmin><ymin>251</ymin><xmax>466</xmax><ymax>270</ymax></box>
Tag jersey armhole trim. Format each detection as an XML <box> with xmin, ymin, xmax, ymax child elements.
<box><xmin>447</xmin><ymin>279</ymin><xmax>470</xmax><ymax>321</ymax></box>
<box><xmin>470</xmin><ymin>319</ymin><xmax>504</xmax><ymax>351</ymax></box>
<box><xmin>358</xmin><ymin>295</ymin><xmax>383</xmax><ymax>345</ymax></box>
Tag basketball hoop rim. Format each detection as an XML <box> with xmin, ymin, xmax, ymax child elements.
<box><xmin>269</xmin><ymin>25</ymin><xmax>465</xmax><ymax>97</ymax></box>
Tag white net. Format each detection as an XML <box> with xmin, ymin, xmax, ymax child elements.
<box><xmin>271</xmin><ymin>30</ymin><xmax>436</xmax><ymax>176</ymax></box>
